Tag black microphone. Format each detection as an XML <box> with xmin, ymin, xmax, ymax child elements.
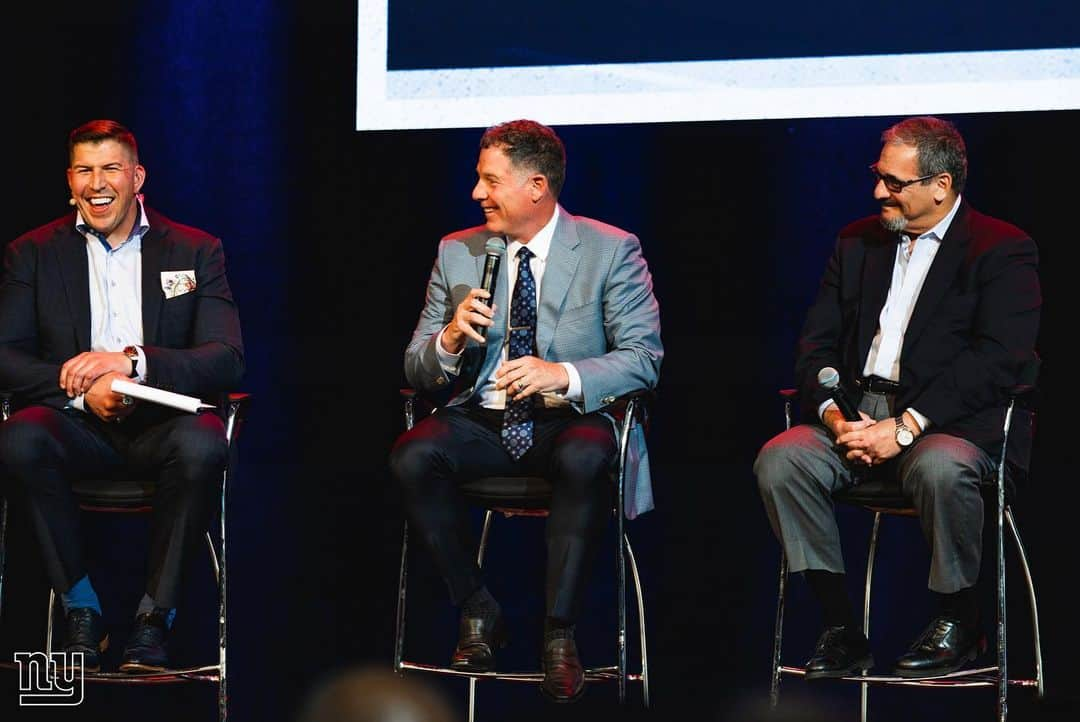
<box><xmin>477</xmin><ymin>237</ymin><xmax>506</xmax><ymax>339</ymax></box>
<box><xmin>817</xmin><ymin>366</ymin><xmax>861</xmax><ymax>422</ymax></box>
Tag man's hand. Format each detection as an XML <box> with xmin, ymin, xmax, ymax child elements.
<box><xmin>83</xmin><ymin>371</ymin><xmax>138</xmax><ymax>423</ymax></box>
<box><xmin>495</xmin><ymin>356</ymin><xmax>569</xmax><ymax>401</ymax></box>
<box><xmin>835</xmin><ymin>416</ymin><xmax>911</xmax><ymax>467</ymax></box>
<box><xmin>59</xmin><ymin>351</ymin><xmax>130</xmax><ymax>397</ymax></box>
<box><xmin>441</xmin><ymin>288</ymin><xmax>496</xmax><ymax>354</ymax></box>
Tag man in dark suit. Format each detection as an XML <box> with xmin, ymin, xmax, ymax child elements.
<box><xmin>755</xmin><ymin>116</ymin><xmax>1040</xmax><ymax>679</ymax></box>
<box><xmin>389</xmin><ymin>119</ymin><xmax>662</xmax><ymax>702</ymax></box>
<box><xmin>0</xmin><ymin>119</ymin><xmax>244</xmax><ymax>672</ymax></box>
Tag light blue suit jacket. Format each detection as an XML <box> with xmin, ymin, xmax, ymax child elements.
<box><xmin>404</xmin><ymin>207</ymin><xmax>663</xmax><ymax>518</ymax></box>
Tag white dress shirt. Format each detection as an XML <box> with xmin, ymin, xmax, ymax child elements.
<box><xmin>70</xmin><ymin>200</ymin><xmax>150</xmax><ymax>411</ymax></box>
<box><xmin>822</xmin><ymin>195</ymin><xmax>963</xmax><ymax>431</ymax></box>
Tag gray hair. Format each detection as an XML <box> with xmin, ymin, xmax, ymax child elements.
<box><xmin>881</xmin><ymin>116</ymin><xmax>967</xmax><ymax>193</ymax></box>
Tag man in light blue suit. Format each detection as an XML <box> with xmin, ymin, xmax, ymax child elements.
<box><xmin>390</xmin><ymin>119</ymin><xmax>662</xmax><ymax>703</ymax></box>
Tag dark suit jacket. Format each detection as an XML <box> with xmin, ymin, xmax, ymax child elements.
<box><xmin>795</xmin><ymin>200</ymin><xmax>1040</xmax><ymax>464</ymax></box>
<box><xmin>0</xmin><ymin>207</ymin><xmax>244</xmax><ymax>416</ymax></box>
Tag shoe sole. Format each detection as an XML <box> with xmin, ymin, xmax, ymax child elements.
<box><xmin>892</xmin><ymin>648</ymin><xmax>980</xmax><ymax>678</ymax></box>
<box><xmin>804</xmin><ymin>654</ymin><xmax>875</xmax><ymax>681</ymax></box>
<box><xmin>118</xmin><ymin>662</ymin><xmax>169</xmax><ymax>674</ymax></box>
<box><xmin>541</xmin><ymin>681</ymin><xmax>586</xmax><ymax>703</ymax></box>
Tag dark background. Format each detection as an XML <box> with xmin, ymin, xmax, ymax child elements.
<box><xmin>2</xmin><ymin>2</ymin><xmax>1078</xmax><ymax>721</ymax></box>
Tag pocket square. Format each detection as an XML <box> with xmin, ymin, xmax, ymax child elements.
<box><xmin>161</xmin><ymin>270</ymin><xmax>197</xmax><ymax>298</ymax></box>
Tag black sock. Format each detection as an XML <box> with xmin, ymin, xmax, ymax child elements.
<box><xmin>462</xmin><ymin>585</ymin><xmax>499</xmax><ymax>620</ymax></box>
<box><xmin>544</xmin><ymin>616</ymin><xmax>575</xmax><ymax>641</ymax></box>
<box><xmin>936</xmin><ymin>587</ymin><xmax>978</xmax><ymax>629</ymax></box>
<box><xmin>805</xmin><ymin>570</ymin><xmax>856</xmax><ymax>630</ymax></box>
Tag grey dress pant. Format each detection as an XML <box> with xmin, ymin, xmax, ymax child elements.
<box><xmin>754</xmin><ymin>392</ymin><xmax>995</xmax><ymax>594</ymax></box>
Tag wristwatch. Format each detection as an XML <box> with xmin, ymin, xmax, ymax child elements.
<box><xmin>894</xmin><ymin>414</ymin><xmax>915</xmax><ymax>448</ymax></box>
<box><xmin>122</xmin><ymin>345</ymin><xmax>139</xmax><ymax>378</ymax></box>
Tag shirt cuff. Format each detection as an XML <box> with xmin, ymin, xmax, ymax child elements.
<box><xmin>906</xmin><ymin>407</ymin><xmax>930</xmax><ymax>433</ymax></box>
<box><xmin>132</xmin><ymin>345</ymin><xmax>147</xmax><ymax>383</ymax></box>
<box><xmin>435</xmin><ymin>326</ymin><xmax>463</xmax><ymax>375</ymax></box>
<box><xmin>68</xmin><ymin>394</ymin><xmax>87</xmax><ymax>413</ymax></box>
<box><xmin>818</xmin><ymin>399</ymin><xmax>836</xmax><ymax>421</ymax></box>
<box><xmin>558</xmin><ymin>362</ymin><xmax>583</xmax><ymax>403</ymax></box>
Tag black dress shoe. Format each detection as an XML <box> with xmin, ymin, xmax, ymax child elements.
<box><xmin>450</xmin><ymin>611</ymin><xmax>506</xmax><ymax>672</ymax></box>
<box><xmin>63</xmin><ymin>607</ymin><xmax>109</xmax><ymax>672</ymax></box>
<box><xmin>804</xmin><ymin>625</ymin><xmax>874</xmax><ymax>680</ymax></box>
<box><xmin>541</xmin><ymin>632</ymin><xmax>585</xmax><ymax>703</ymax></box>
<box><xmin>119</xmin><ymin>609</ymin><xmax>171</xmax><ymax>673</ymax></box>
<box><xmin>893</xmin><ymin>615</ymin><xmax>985</xmax><ymax>678</ymax></box>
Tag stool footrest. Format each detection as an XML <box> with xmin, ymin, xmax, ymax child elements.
<box><xmin>778</xmin><ymin>664</ymin><xmax>1040</xmax><ymax>689</ymax></box>
<box><xmin>399</xmin><ymin>660</ymin><xmax>644</xmax><ymax>684</ymax></box>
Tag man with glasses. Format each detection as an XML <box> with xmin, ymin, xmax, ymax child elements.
<box><xmin>754</xmin><ymin>116</ymin><xmax>1040</xmax><ymax>679</ymax></box>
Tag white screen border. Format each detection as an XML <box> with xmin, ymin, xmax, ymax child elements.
<box><xmin>357</xmin><ymin>0</ymin><xmax>1080</xmax><ymax>131</ymax></box>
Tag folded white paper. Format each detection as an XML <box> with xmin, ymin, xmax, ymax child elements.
<box><xmin>111</xmin><ymin>379</ymin><xmax>215</xmax><ymax>414</ymax></box>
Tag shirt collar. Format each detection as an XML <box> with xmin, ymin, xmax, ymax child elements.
<box><xmin>76</xmin><ymin>195</ymin><xmax>150</xmax><ymax>252</ymax></box>
<box><xmin>507</xmin><ymin>205</ymin><xmax>559</xmax><ymax>262</ymax></box>
<box><xmin>902</xmin><ymin>194</ymin><xmax>962</xmax><ymax>244</ymax></box>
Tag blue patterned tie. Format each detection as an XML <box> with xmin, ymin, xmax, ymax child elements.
<box><xmin>501</xmin><ymin>247</ymin><xmax>537</xmax><ymax>460</ymax></box>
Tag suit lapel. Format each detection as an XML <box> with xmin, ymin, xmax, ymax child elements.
<box><xmin>901</xmin><ymin>202</ymin><xmax>971</xmax><ymax>357</ymax></box>
<box><xmin>140</xmin><ymin>224</ymin><xmax>169</xmax><ymax>345</ymax></box>
<box><xmin>536</xmin><ymin>209</ymin><xmax>580</xmax><ymax>358</ymax></box>
<box><xmin>858</xmin><ymin>227</ymin><xmax>895</xmax><ymax>360</ymax></box>
<box><xmin>53</xmin><ymin>225</ymin><xmax>92</xmax><ymax>351</ymax></box>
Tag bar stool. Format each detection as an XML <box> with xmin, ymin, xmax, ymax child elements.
<box><xmin>393</xmin><ymin>389</ymin><xmax>651</xmax><ymax>721</ymax></box>
<box><xmin>0</xmin><ymin>391</ymin><xmax>250</xmax><ymax>722</ymax></box>
<box><xmin>768</xmin><ymin>365</ymin><xmax>1043</xmax><ymax>722</ymax></box>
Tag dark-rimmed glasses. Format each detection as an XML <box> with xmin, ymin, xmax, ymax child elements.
<box><xmin>869</xmin><ymin>163</ymin><xmax>938</xmax><ymax>193</ymax></box>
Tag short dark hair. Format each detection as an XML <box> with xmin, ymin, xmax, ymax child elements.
<box><xmin>68</xmin><ymin>119</ymin><xmax>139</xmax><ymax>165</ymax></box>
<box><xmin>479</xmin><ymin>119</ymin><xmax>566</xmax><ymax>197</ymax></box>
<box><xmin>881</xmin><ymin>116</ymin><xmax>967</xmax><ymax>193</ymax></box>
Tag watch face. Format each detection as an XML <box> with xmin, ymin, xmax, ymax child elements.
<box><xmin>897</xmin><ymin>427</ymin><xmax>915</xmax><ymax>446</ymax></box>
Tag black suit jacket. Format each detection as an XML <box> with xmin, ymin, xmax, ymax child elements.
<box><xmin>0</xmin><ymin>207</ymin><xmax>244</xmax><ymax>415</ymax></box>
<box><xmin>795</xmin><ymin>200</ymin><xmax>1041</xmax><ymax>463</ymax></box>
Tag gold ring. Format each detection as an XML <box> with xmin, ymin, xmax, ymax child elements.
<box><xmin>516</xmin><ymin>381</ymin><xmax>525</xmax><ymax>391</ymax></box>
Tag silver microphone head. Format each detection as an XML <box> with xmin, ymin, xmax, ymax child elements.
<box><xmin>817</xmin><ymin>366</ymin><xmax>841</xmax><ymax>389</ymax></box>
<box><xmin>485</xmin><ymin>237</ymin><xmax>506</xmax><ymax>255</ymax></box>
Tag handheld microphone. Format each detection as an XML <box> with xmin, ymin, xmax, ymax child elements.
<box><xmin>477</xmin><ymin>237</ymin><xmax>506</xmax><ymax>339</ymax></box>
<box><xmin>817</xmin><ymin>366</ymin><xmax>861</xmax><ymax>422</ymax></box>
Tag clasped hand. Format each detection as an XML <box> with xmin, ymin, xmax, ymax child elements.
<box><xmin>825</xmin><ymin>409</ymin><xmax>901</xmax><ymax>467</ymax></box>
<box><xmin>58</xmin><ymin>351</ymin><xmax>137</xmax><ymax>423</ymax></box>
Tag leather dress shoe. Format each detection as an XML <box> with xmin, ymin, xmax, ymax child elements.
<box><xmin>63</xmin><ymin>607</ymin><xmax>109</xmax><ymax>672</ymax></box>
<box><xmin>119</xmin><ymin>609</ymin><xmax>171</xmax><ymax>673</ymax></box>
<box><xmin>450</xmin><ymin>611</ymin><xmax>506</xmax><ymax>672</ymax></box>
<box><xmin>804</xmin><ymin>625</ymin><xmax>874</xmax><ymax>680</ymax></box>
<box><xmin>893</xmin><ymin>615</ymin><xmax>985</xmax><ymax>678</ymax></box>
<box><xmin>541</xmin><ymin>632</ymin><xmax>585</xmax><ymax>703</ymax></box>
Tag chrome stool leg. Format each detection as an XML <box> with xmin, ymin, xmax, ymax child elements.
<box><xmin>1005</xmin><ymin>508</ymin><xmax>1043</xmax><ymax>698</ymax></box>
<box><xmin>0</xmin><ymin>499</ymin><xmax>7</xmax><ymax>625</ymax></box>
<box><xmin>625</xmin><ymin>532</ymin><xmax>649</xmax><ymax>706</ymax></box>
<box><xmin>770</xmin><ymin>552</ymin><xmax>787</xmax><ymax>709</ymax></box>
<box><xmin>860</xmin><ymin>513</ymin><xmax>882</xmax><ymax>722</ymax></box>
<box><xmin>46</xmin><ymin>589</ymin><xmax>57</xmax><ymax>653</ymax></box>
<box><xmin>466</xmin><ymin>511</ymin><xmax>495</xmax><ymax>722</ymax></box>
<box><xmin>394</xmin><ymin>522</ymin><xmax>409</xmax><ymax>675</ymax></box>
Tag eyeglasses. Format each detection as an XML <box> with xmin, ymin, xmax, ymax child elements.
<box><xmin>869</xmin><ymin>164</ymin><xmax>938</xmax><ymax>193</ymax></box>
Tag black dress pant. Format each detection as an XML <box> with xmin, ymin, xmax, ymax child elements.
<box><xmin>389</xmin><ymin>404</ymin><xmax>616</xmax><ymax>622</ymax></box>
<box><xmin>0</xmin><ymin>404</ymin><xmax>226</xmax><ymax>609</ymax></box>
